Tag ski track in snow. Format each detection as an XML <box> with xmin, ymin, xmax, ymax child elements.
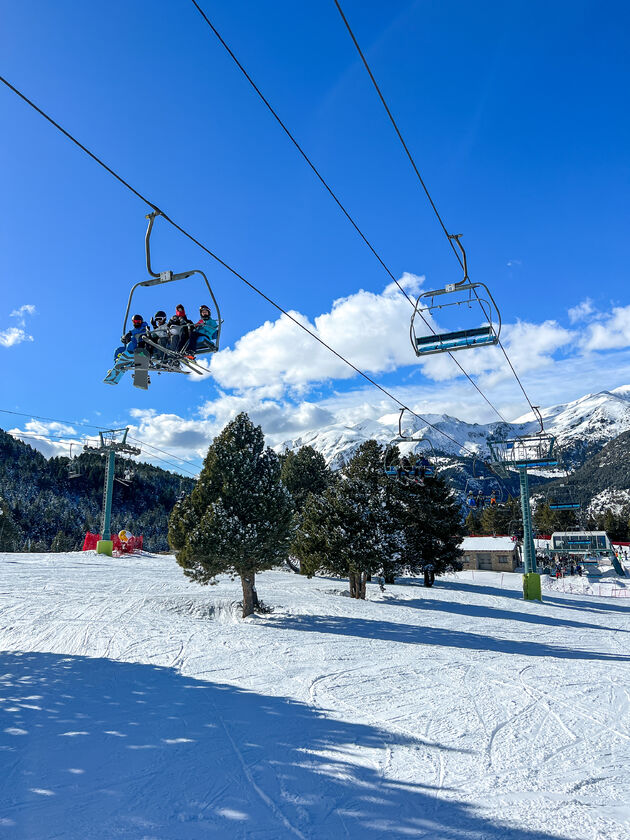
<box><xmin>1</xmin><ymin>553</ymin><xmax>630</xmax><ymax>839</ymax></box>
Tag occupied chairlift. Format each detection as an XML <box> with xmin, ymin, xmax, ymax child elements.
<box><xmin>410</xmin><ymin>235</ymin><xmax>501</xmax><ymax>356</ymax></box>
<box><xmin>113</xmin><ymin>211</ymin><xmax>223</xmax><ymax>389</ymax></box>
<box><xmin>384</xmin><ymin>409</ymin><xmax>436</xmax><ymax>483</ymax></box>
<box><xmin>115</xmin><ymin>466</ymin><xmax>135</xmax><ymax>487</ymax></box>
<box><xmin>464</xmin><ymin>458</ymin><xmax>506</xmax><ymax>508</ymax></box>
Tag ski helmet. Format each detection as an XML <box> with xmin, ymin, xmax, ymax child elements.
<box><xmin>154</xmin><ymin>310</ymin><xmax>166</xmax><ymax>321</ymax></box>
<box><xmin>199</xmin><ymin>304</ymin><xmax>211</xmax><ymax>316</ymax></box>
<box><xmin>132</xmin><ymin>314</ymin><xmax>143</xmax><ymax>324</ymax></box>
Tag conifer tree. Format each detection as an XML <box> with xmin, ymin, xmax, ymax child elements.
<box><xmin>0</xmin><ymin>496</ymin><xmax>20</xmax><ymax>551</ymax></box>
<box><xmin>280</xmin><ymin>446</ymin><xmax>332</xmax><ymax>573</ymax></box>
<box><xmin>280</xmin><ymin>446</ymin><xmax>332</xmax><ymax>512</ymax></box>
<box><xmin>465</xmin><ymin>509</ymin><xmax>480</xmax><ymax>535</ymax></box>
<box><xmin>294</xmin><ymin>441</ymin><xmax>403</xmax><ymax>597</ymax></box>
<box><xmin>169</xmin><ymin>413</ymin><xmax>294</xmax><ymax>617</ymax></box>
<box><xmin>400</xmin><ymin>474</ymin><xmax>464</xmax><ymax>576</ymax></box>
<box><xmin>51</xmin><ymin>529</ymin><xmax>75</xmax><ymax>552</ymax></box>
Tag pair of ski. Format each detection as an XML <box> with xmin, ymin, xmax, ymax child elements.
<box><xmin>103</xmin><ymin>348</ymin><xmax>151</xmax><ymax>390</ymax></box>
<box><xmin>103</xmin><ymin>334</ymin><xmax>208</xmax><ymax>390</ymax></box>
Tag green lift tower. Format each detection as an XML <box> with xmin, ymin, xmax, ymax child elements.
<box><xmin>488</xmin><ymin>413</ymin><xmax>557</xmax><ymax>602</ymax></box>
<box><xmin>84</xmin><ymin>429</ymin><xmax>141</xmax><ymax>556</ymax></box>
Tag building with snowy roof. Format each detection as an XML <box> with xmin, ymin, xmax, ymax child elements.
<box><xmin>459</xmin><ymin>536</ymin><xmax>521</xmax><ymax>572</ymax></box>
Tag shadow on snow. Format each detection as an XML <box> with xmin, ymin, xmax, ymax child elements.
<box><xmin>1</xmin><ymin>651</ymin><xmax>571</xmax><ymax>840</ymax></box>
<box><xmin>265</xmin><ymin>615</ymin><xmax>630</xmax><ymax>663</ymax></box>
<box><xmin>383</xmin><ymin>594</ymin><xmax>626</xmax><ymax>634</ymax></box>
<box><xmin>434</xmin><ymin>578</ymin><xmax>630</xmax><ymax>616</ymax></box>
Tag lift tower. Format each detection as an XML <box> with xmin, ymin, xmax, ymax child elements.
<box><xmin>488</xmin><ymin>411</ymin><xmax>557</xmax><ymax>601</ymax></box>
<box><xmin>84</xmin><ymin>429</ymin><xmax>141</xmax><ymax>556</ymax></box>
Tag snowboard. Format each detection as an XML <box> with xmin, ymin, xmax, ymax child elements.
<box><xmin>133</xmin><ymin>349</ymin><xmax>150</xmax><ymax>390</ymax></box>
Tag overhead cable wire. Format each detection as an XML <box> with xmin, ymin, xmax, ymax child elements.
<box><xmin>188</xmin><ymin>0</ymin><xmax>510</xmax><ymax>425</ymax></box>
<box><xmin>9</xmin><ymin>429</ymin><xmax>199</xmax><ymax>477</ymax></box>
<box><xmin>332</xmin><ymin>0</ymin><xmax>540</xmax><ymax>421</ymax></box>
<box><xmin>0</xmin><ymin>75</ymin><xmax>485</xmax><ymax>458</ymax></box>
<box><xmin>0</xmin><ymin>407</ymin><xmax>201</xmax><ymax>474</ymax></box>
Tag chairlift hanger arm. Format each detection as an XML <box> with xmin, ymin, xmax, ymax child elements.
<box><xmin>122</xmin><ymin>213</ymin><xmax>222</xmax><ymax>342</ymax></box>
<box><xmin>447</xmin><ymin>234</ymin><xmax>468</xmax><ymax>287</ymax></box>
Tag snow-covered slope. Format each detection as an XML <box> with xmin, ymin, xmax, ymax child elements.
<box><xmin>2</xmin><ymin>552</ymin><xmax>630</xmax><ymax>839</ymax></box>
<box><xmin>279</xmin><ymin>387</ymin><xmax>630</xmax><ymax>468</ymax></box>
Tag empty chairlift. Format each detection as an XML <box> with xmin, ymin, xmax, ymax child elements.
<box><xmin>410</xmin><ymin>235</ymin><xmax>501</xmax><ymax>357</ymax></box>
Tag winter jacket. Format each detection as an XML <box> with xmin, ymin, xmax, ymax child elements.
<box><xmin>194</xmin><ymin>315</ymin><xmax>218</xmax><ymax>341</ymax></box>
<box><xmin>122</xmin><ymin>321</ymin><xmax>150</xmax><ymax>347</ymax></box>
<box><xmin>168</xmin><ymin>312</ymin><xmax>193</xmax><ymax>329</ymax></box>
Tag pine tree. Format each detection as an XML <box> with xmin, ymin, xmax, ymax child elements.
<box><xmin>400</xmin><ymin>474</ymin><xmax>464</xmax><ymax>577</ymax></box>
<box><xmin>0</xmin><ymin>496</ymin><xmax>21</xmax><ymax>551</ymax></box>
<box><xmin>294</xmin><ymin>441</ymin><xmax>403</xmax><ymax>597</ymax></box>
<box><xmin>280</xmin><ymin>446</ymin><xmax>332</xmax><ymax>573</ymax></box>
<box><xmin>465</xmin><ymin>510</ymin><xmax>480</xmax><ymax>535</ymax></box>
<box><xmin>169</xmin><ymin>413</ymin><xmax>294</xmax><ymax>617</ymax></box>
<box><xmin>51</xmin><ymin>529</ymin><xmax>75</xmax><ymax>552</ymax></box>
<box><xmin>280</xmin><ymin>446</ymin><xmax>332</xmax><ymax>512</ymax></box>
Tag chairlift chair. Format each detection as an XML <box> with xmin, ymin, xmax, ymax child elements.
<box><xmin>107</xmin><ymin>211</ymin><xmax>223</xmax><ymax>389</ymax></box>
<box><xmin>463</xmin><ymin>457</ymin><xmax>506</xmax><ymax>507</ymax></box>
<box><xmin>67</xmin><ymin>443</ymin><xmax>81</xmax><ymax>479</ymax></box>
<box><xmin>547</xmin><ymin>483</ymin><xmax>581</xmax><ymax>511</ymax></box>
<box><xmin>383</xmin><ymin>409</ymin><xmax>436</xmax><ymax>483</ymax></box>
<box><xmin>410</xmin><ymin>235</ymin><xmax>501</xmax><ymax>357</ymax></box>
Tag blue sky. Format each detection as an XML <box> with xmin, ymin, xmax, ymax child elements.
<box><xmin>2</xmin><ymin>0</ymin><xmax>629</xmax><ymax>469</ymax></box>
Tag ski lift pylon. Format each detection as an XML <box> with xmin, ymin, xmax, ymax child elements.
<box><xmin>410</xmin><ymin>235</ymin><xmax>501</xmax><ymax>356</ymax></box>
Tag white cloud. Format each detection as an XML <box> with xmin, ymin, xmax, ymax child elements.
<box><xmin>209</xmin><ymin>275</ymin><xmax>429</xmax><ymax>392</ymax></box>
<box><xmin>568</xmin><ymin>298</ymin><xmax>595</xmax><ymax>324</ymax></box>
<box><xmin>1</xmin><ymin>305</ymin><xmax>36</xmax><ymax>346</ymax></box>
<box><xmin>10</xmin><ymin>304</ymin><xmax>36</xmax><ymax>321</ymax></box>
<box><xmin>8</xmin><ymin>420</ymin><xmax>83</xmax><ymax>459</ymax></box>
<box><xmin>0</xmin><ymin>327</ymin><xmax>33</xmax><ymax>348</ymax></box>
<box><xmin>583</xmin><ymin>305</ymin><xmax>630</xmax><ymax>351</ymax></box>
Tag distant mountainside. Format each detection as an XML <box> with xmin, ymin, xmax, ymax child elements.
<box><xmin>278</xmin><ymin>387</ymin><xmax>630</xmax><ymax>470</ymax></box>
<box><xmin>3</xmin><ymin>385</ymin><xmax>630</xmax><ymax>552</ymax></box>
<box><xmin>540</xmin><ymin>430</ymin><xmax>630</xmax><ymax>516</ymax></box>
<box><xmin>0</xmin><ymin>429</ymin><xmax>194</xmax><ymax>552</ymax></box>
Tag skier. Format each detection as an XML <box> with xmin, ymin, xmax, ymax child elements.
<box><xmin>114</xmin><ymin>314</ymin><xmax>149</xmax><ymax>360</ymax></box>
<box><xmin>417</xmin><ymin>454</ymin><xmax>430</xmax><ymax>479</ymax></box>
<box><xmin>104</xmin><ymin>314</ymin><xmax>150</xmax><ymax>385</ymax></box>
<box><xmin>490</xmin><ymin>493</ymin><xmax>497</xmax><ymax>506</ymax></box>
<box><xmin>149</xmin><ymin>310</ymin><xmax>169</xmax><ymax>359</ymax></box>
<box><xmin>168</xmin><ymin>304</ymin><xmax>194</xmax><ymax>353</ymax></box>
<box><xmin>187</xmin><ymin>304</ymin><xmax>219</xmax><ymax>355</ymax></box>
<box><xmin>476</xmin><ymin>490</ymin><xmax>485</xmax><ymax>509</ymax></box>
<box><xmin>399</xmin><ymin>455</ymin><xmax>412</xmax><ymax>479</ymax></box>
<box><xmin>466</xmin><ymin>491</ymin><xmax>477</xmax><ymax>509</ymax></box>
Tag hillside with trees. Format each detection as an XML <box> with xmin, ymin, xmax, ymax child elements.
<box><xmin>0</xmin><ymin>428</ymin><xmax>194</xmax><ymax>552</ymax></box>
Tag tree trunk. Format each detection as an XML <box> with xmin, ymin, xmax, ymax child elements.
<box><xmin>240</xmin><ymin>572</ymin><xmax>256</xmax><ymax>617</ymax></box>
<box><xmin>384</xmin><ymin>573</ymin><xmax>396</xmax><ymax>585</ymax></box>
<box><xmin>348</xmin><ymin>570</ymin><xmax>358</xmax><ymax>598</ymax></box>
<box><xmin>358</xmin><ymin>571</ymin><xmax>367</xmax><ymax>599</ymax></box>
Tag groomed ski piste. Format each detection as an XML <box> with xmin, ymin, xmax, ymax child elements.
<box><xmin>1</xmin><ymin>553</ymin><xmax>629</xmax><ymax>839</ymax></box>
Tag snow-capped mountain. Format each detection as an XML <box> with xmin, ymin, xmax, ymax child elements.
<box><xmin>278</xmin><ymin>387</ymin><xmax>630</xmax><ymax>470</ymax></box>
